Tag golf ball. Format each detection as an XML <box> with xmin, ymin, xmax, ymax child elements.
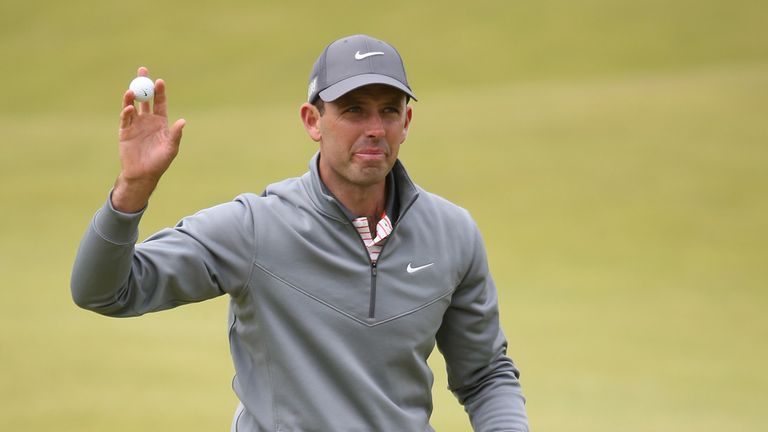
<box><xmin>129</xmin><ymin>76</ymin><xmax>155</xmax><ymax>102</ymax></box>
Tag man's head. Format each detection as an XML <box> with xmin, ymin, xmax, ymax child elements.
<box><xmin>300</xmin><ymin>35</ymin><xmax>415</xmax><ymax>193</ymax></box>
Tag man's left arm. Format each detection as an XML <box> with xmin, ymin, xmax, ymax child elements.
<box><xmin>435</xmin><ymin>220</ymin><xmax>529</xmax><ymax>432</ymax></box>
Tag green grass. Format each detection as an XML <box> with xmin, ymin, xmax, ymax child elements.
<box><xmin>1</xmin><ymin>1</ymin><xmax>767</xmax><ymax>430</ymax></box>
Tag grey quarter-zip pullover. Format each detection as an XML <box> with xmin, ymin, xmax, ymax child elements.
<box><xmin>71</xmin><ymin>154</ymin><xmax>528</xmax><ymax>431</ymax></box>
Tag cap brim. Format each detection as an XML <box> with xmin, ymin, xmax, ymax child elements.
<box><xmin>318</xmin><ymin>74</ymin><xmax>417</xmax><ymax>102</ymax></box>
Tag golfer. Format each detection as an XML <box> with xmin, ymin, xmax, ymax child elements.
<box><xmin>71</xmin><ymin>34</ymin><xmax>528</xmax><ymax>431</ymax></box>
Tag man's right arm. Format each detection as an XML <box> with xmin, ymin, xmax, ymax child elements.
<box><xmin>70</xmin><ymin>66</ymin><xmax>253</xmax><ymax>316</ymax></box>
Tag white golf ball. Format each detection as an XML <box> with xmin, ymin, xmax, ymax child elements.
<box><xmin>129</xmin><ymin>76</ymin><xmax>155</xmax><ymax>102</ymax></box>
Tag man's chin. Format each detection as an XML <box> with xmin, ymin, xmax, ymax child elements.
<box><xmin>351</xmin><ymin>166</ymin><xmax>390</xmax><ymax>187</ymax></box>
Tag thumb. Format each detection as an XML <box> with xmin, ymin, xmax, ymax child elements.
<box><xmin>169</xmin><ymin>118</ymin><xmax>186</xmax><ymax>148</ymax></box>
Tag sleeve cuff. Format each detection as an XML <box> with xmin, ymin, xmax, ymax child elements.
<box><xmin>91</xmin><ymin>190</ymin><xmax>146</xmax><ymax>245</ymax></box>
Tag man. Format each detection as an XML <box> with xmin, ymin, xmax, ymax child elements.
<box><xmin>71</xmin><ymin>34</ymin><xmax>528</xmax><ymax>431</ymax></box>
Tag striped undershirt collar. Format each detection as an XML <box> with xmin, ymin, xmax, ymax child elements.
<box><xmin>352</xmin><ymin>213</ymin><xmax>392</xmax><ymax>263</ymax></box>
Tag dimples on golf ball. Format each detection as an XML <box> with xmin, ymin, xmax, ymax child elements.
<box><xmin>129</xmin><ymin>76</ymin><xmax>154</xmax><ymax>102</ymax></box>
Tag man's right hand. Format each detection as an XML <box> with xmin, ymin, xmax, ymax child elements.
<box><xmin>112</xmin><ymin>66</ymin><xmax>186</xmax><ymax>213</ymax></box>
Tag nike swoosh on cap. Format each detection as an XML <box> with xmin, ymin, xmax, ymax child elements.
<box><xmin>355</xmin><ymin>51</ymin><xmax>385</xmax><ymax>60</ymax></box>
<box><xmin>406</xmin><ymin>262</ymin><xmax>434</xmax><ymax>274</ymax></box>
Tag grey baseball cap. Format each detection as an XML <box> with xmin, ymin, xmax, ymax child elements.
<box><xmin>307</xmin><ymin>34</ymin><xmax>417</xmax><ymax>103</ymax></box>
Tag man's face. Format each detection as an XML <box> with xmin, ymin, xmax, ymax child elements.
<box><xmin>309</xmin><ymin>84</ymin><xmax>412</xmax><ymax>191</ymax></box>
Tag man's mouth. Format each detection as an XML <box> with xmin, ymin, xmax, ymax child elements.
<box><xmin>354</xmin><ymin>148</ymin><xmax>387</xmax><ymax>160</ymax></box>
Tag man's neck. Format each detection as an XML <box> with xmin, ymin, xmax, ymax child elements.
<box><xmin>328</xmin><ymin>180</ymin><xmax>387</xmax><ymax>222</ymax></box>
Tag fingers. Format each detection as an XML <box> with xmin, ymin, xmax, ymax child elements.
<box><xmin>122</xmin><ymin>89</ymin><xmax>134</xmax><ymax>109</ymax></box>
<box><xmin>139</xmin><ymin>99</ymin><xmax>151</xmax><ymax>115</ymax></box>
<box><xmin>135</xmin><ymin>66</ymin><xmax>151</xmax><ymax>114</ymax></box>
<box><xmin>121</xmin><ymin>66</ymin><xmax>176</xmax><ymax>127</ymax></box>
<box><xmin>153</xmin><ymin>79</ymin><xmax>168</xmax><ymax>117</ymax></box>
<box><xmin>120</xmin><ymin>90</ymin><xmax>136</xmax><ymax>129</ymax></box>
<box><xmin>169</xmin><ymin>118</ymin><xmax>187</xmax><ymax>149</ymax></box>
<box><xmin>119</xmin><ymin>106</ymin><xmax>136</xmax><ymax>130</ymax></box>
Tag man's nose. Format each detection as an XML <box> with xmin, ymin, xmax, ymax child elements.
<box><xmin>365</xmin><ymin>113</ymin><xmax>386</xmax><ymax>138</ymax></box>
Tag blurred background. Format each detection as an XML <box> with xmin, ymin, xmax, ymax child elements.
<box><xmin>1</xmin><ymin>0</ymin><xmax>766</xmax><ymax>430</ymax></box>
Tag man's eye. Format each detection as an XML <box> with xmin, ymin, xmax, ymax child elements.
<box><xmin>345</xmin><ymin>106</ymin><xmax>362</xmax><ymax>113</ymax></box>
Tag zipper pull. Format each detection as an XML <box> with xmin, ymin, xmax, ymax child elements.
<box><xmin>371</xmin><ymin>261</ymin><xmax>377</xmax><ymax>276</ymax></box>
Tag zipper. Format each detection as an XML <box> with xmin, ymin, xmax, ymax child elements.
<box><xmin>351</xmin><ymin>226</ymin><xmax>381</xmax><ymax>320</ymax></box>
<box><xmin>369</xmin><ymin>262</ymin><xmax>378</xmax><ymax>318</ymax></box>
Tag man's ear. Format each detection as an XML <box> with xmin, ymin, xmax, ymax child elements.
<box><xmin>405</xmin><ymin>105</ymin><xmax>413</xmax><ymax>131</ymax></box>
<box><xmin>400</xmin><ymin>105</ymin><xmax>413</xmax><ymax>144</ymax></box>
<box><xmin>300</xmin><ymin>103</ymin><xmax>322</xmax><ymax>142</ymax></box>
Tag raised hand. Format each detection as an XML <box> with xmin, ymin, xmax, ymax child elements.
<box><xmin>112</xmin><ymin>66</ymin><xmax>186</xmax><ymax>212</ymax></box>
